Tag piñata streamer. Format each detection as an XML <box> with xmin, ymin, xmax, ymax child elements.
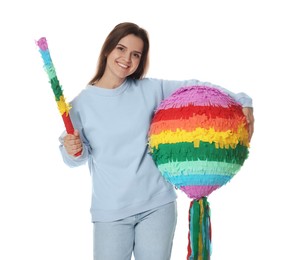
<box><xmin>148</xmin><ymin>86</ymin><xmax>250</xmax><ymax>259</ymax></box>
<box><xmin>36</xmin><ymin>37</ymin><xmax>81</xmax><ymax>156</ymax></box>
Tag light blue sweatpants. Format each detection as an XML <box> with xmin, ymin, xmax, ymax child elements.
<box><xmin>93</xmin><ymin>201</ymin><xmax>177</xmax><ymax>260</ymax></box>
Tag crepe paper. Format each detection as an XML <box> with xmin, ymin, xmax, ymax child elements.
<box><xmin>148</xmin><ymin>85</ymin><xmax>250</xmax><ymax>259</ymax></box>
<box><xmin>187</xmin><ymin>198</ymin><xmax>211</xmax><ymax>260</ymax></box>
<box><xmin>36</xmin><ymin>37</ymin><xmax>81</xmax><ymax>156</ymax></box>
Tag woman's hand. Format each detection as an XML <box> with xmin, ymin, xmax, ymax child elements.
<box><xmin>63</xmin><ymin>129</ymin><xmax>83</xmax><ymax>156</ymax></box>
<box><xmin>242</xmin><ymin>107</ymin><xmax>254</xmax><ymax>142</ymax></box>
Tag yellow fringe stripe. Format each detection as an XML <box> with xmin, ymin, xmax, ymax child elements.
<box><xmin>149</xmin><ymin>125</ymin><xmax>249</xmax><ymax>149</ymax></box>
<box><xmin>56</xmin><ymin>95</ymin><xmax>72</xmax><ymax>116</ymax></box>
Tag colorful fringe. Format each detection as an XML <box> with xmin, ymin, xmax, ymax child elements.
<box><xmin>148</xmin><ymin>85</ymin><xmax>250</xmax><ymax>257</ymax></box>
<box><xmin>36</xmin><ymin>37</ymin><xmax>81</xmax><ymax>156</ymax></box>
<box><xmin>148</xmin><ymin>86</ymin><xmax>249</xmax><ymax>199</ymax></box>
<box><xmin>187</xmin><ymin>198</ymin><xmax>211</xmax><ymax>260</ymax></box>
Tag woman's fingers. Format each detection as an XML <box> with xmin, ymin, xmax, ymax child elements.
<box><xmin>242</xmin><ymin>107</ymin><xmax>254</xmax><ymax>142</ymax></box>
<box><xmin>64</xmin><ymin>132</ymin><xmax>82</xmax><ymax>155</ymax></box>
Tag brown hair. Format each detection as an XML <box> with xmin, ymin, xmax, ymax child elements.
<box><xmin>89</xmin><ymin>22</ymin><xmax>150</xmax><ymax>85</ymax></box>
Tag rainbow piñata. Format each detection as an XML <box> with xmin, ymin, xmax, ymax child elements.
<box><xmin>148</xmin><ymin>85</ymin><xmax>250</xmax><ymax>259</ymax></box>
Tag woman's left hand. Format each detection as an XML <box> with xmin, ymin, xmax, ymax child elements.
<box><xmin>242</xmin><ymin>107</ymin><xmax>254</xmax><ymax>142</ymax></box>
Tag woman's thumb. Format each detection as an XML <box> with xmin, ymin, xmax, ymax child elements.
<box><xmin>74</xmin><ymin>129</ymin><xmax>79</xmax><ymax>137</ymax></box>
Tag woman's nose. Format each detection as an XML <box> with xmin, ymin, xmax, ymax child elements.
<box><xmin>123</xmin><ymin>52</ymin><xmax>131</xmax><ymax>62</ymax></box>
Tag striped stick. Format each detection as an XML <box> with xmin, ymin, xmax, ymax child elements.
<box><xmin>36</xmin><ymin>37</ymin><xmax>81</xmax><ymax>156</ymax></box>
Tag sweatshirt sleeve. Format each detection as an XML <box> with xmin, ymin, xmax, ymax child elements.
<box><xmin>159</xmin><ymin>78</ymin><xmax>253</xmax><ymax>107</ymax></box>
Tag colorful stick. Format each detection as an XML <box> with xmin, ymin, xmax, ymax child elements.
<box><xmin>36</xmin><ymin>37</ymin><xmax>81</xmax><ymax>156</ymax></box>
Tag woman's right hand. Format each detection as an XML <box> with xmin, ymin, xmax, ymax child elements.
<box><xmin>63</xmin><ymin>129</ymin><xmax>83</xmax><ymax>156</ymax></box>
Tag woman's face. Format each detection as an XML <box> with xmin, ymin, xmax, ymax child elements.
<box><xmin>105</xmin><ymin>34</ymin><xmax>143</xmax><ymax>81</ymax></box>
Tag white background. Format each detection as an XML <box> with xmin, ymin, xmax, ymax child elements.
<box><xmin>1</xmin><ymin>0</ymin><xmax>292</xmax><ymax>259</ymax></box>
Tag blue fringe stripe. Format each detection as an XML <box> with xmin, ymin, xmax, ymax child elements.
<box><xmin>157</xmin><ymin>161</ymin><xmax>242</xmax><ymax>177</ymax></box>
<box><xmin>163</xmin><ymin>174</ymin><xmax>232</xmax><ymax>188</ymax></box>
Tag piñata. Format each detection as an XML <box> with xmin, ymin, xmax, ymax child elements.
<box><xmin>148</xmin><ymin>85</ymin><xmax>250</xmax><ymax>259</ymax></box>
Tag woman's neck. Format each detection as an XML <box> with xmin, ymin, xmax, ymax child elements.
<box><xmin>93</xmin><ymin>76</ymin><xmax>125</xmax><ymax>89</ymax></box>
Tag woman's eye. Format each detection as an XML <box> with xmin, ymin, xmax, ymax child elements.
<box><xmin>117</xmin><ymin>46</ymin><xmax>124</xmax><ymax>51</ymax></box>
<box><xmin>133</xmin><ymin>53</ymin><xmax>141</xmax><ymax>59</ymax></box>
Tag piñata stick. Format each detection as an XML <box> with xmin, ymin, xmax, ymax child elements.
<box><xmin>36</xmin><ymin>37</ymin><xmax>82</xmax><ymax>156</ymax></box>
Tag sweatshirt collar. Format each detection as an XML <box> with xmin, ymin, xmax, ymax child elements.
<box><xmin>86</xmin><ymin>79</ymin><xmax>128</xmax><ymax>96</ymax></box>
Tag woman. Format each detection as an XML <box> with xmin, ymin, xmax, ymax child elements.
<box><xmin>59</xmin><ymin>22</ymin><xmax>254</xmax><ymax>260</ymax></box>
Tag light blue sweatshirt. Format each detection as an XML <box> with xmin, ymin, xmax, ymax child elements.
<box><xmin>59</xmin><ymin>78</ymin><xmax>252</xmax><ymax>222</ymax></box>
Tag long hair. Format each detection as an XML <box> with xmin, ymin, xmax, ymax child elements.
<box><xmin>89</xmin><ymin>22</ymin><xmax>150</xmax><ymax>85</ymax></box>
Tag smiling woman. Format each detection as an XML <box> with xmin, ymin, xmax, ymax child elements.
<box><xmin>88</xmin><ymin>22</ymin><xmax>150</xmax><ymax>87</ymax></box>
<box><xmin>1</xmin><ymin>0</ymin><xmax>292</xmax><ymax>259</ymax></box>
<box><xmin>57</xmin><ymin>22</ymin><xmax>253</xmax><ymax>260</ymax></box>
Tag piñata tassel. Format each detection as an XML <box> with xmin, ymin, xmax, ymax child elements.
<box><xmin>187</xmin><ymin>197</ymin><xmax>212</xmax><ymax>260</ymax></box>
